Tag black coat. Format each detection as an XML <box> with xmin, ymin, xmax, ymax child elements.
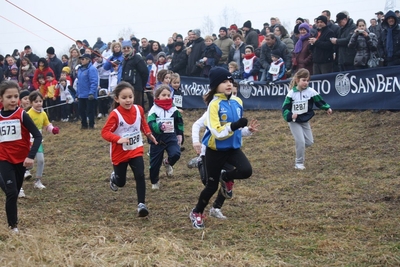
<box><xmin>336</xmin><ymin>18</ymin><xmax>357</xmax><ymax>65</ymax></box>
<box><xmin>170</xmin><ymin>48</ymin><xmax>188</xmax><ymax>76</ymax></box>
<box><xmin>309</xmin><ymin>26</ymin><xmax>335</xmax><ymax>64</ymax></box>
<box><xmin>121</xmin><ymin>53</ymin><xmax>149</xmax><ymax>91</ymax></box>
<box><xmin>186</xmin><ymin>37</ymin><xmax>206</xmax><ymax>76</ymax></box>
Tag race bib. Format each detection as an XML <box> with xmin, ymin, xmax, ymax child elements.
<box><xmin>173</xmin><ymin>95</ymin><xmax>183</xmax><ymax>108</ymax></box>
<box><xmin>156</xmin><ymin>118</ymin><xmax>174</xmax><ymax>133</ymax></box>
<box><xmin>268</xmin><ymin>65</ymin><xmax>280</xmax><ymax>74</ymax></box>
<box><xmin>122</xmin><ymin>130</ymin><xmax>143</xmax><ymax>151</ymax></box>
<box><xmin>0</xmin><ymin>119</ymin><xmax>22</xmax><ymax>142</ymax></box>
<box><xmin>292</xmin><ymin>100</ymin><xmax>308</xmax><ymax>114</ymax></box>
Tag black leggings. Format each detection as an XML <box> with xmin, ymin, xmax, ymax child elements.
<box><xmin>0</xmin><ymin>161</ymin><xmax>25</xmax><ymax>227</ymax></box>
<box><xmin>113</xmin><ymin>157</ymin><xmax>146</xmax><ymax>204</ymax></box>
<box><xmin>194</xmin><ymin>148</ymin><xmax>252</xmax><ymax>213</ymax></box>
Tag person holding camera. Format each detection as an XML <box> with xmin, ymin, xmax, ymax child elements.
<box><xmin>348</xmin><ymin>19</ymin><xmax>379</xmax><ymax>69</ymax></box>
<box><xmin>329</xmin><ymin>12</ymin><xmax>357</xmax><ymax>71</ymax></box>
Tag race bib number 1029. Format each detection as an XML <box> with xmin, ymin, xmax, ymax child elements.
<box><xmin>0</xmin><ymin>119</ymin><xmax>22</xmax><ymax>142</ymax></box>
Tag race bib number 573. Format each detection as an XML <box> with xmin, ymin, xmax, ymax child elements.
<box><xmin>0</xmin><ymin>119</ymin><xmax>22</xmax><ymax>142</ymax></box>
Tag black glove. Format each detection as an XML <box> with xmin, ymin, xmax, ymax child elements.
<box><xmin>230</xmin><ymin>118</ymin><xmax>248</xmax><ymax>131</ymax></box>
<box><xmin>88</xmin><ymin>94</ymin><xmax>94</xmax><ymax>101</ymax></box>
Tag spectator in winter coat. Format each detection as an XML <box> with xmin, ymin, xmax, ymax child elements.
<box><xmin>103</xmin><ymin>42</ymin><xmax>124</xmax><ymax>82</ymax></box>
<box><xmin>348</xmin><ymin>19</ymin><xmax>378</xmax><ymax>69</ymax></box>
<box><xmin>120</xmin><ymin>40</ymin><xmax>149</xmax><ymax>107</ymax></box>
<box><xmin>242</xmin><ymin>45</ymin><xmax>261</xmax><ymax>81</ymax></box>
<box><xmin>186</xmin><ymin>29</ymin><xmax>206</xmax><ymax>76</ymax></box>
<box><xmin>369</xmin><ymin>18</ymin><xmax>381</xmax><ymax>41</ymax></box>
<box><xmin>18</xmin><ymin>45</ymin><xmax>39</xmax><ymax>67</ymax></box>
<box><xmin>76</xmin><ymin>53</ymin><xmax>99</xmax><ymax>129</ymax></box>
<box><xmin>214</xmin><ymin>27</ymin><xmax>234</xmax><ymax>69</ymax></box>
<box><xmin>33</xmin><ymin>58</ymin><xmax>55</xmax><ymax>90</ymax></box>
<box><xmin>379</xmin><ymin>10</ymin><xmax>400</xmax><ymax>66</ymax></box>
<box><xmin>274</xmin><ymin>25</ymin><xmax>294</xmax><ymax>53</ymax></box>
<box><xmin>292</xmin><ymin>23</ymin><xmax>313</xmax><ymax>74</ymax></box>
<box><xmin>46</xmin><ymin>47</ymin><xmax>63</xmax><ymax>80</ymax></box>
<box><xmin>228</xmin><ymin>34</ymin><xmax>246</xmax><ymax>73</ymax></box>
<box><xmin>170</xmin><ymin>41</ymin><xmax>188</xmax><ymax>76</ymax></box>
<box><xmin>140</xmin><ymin>38</ymin><xmax>151</xmax><ymax>58</ymax></box>
<box><xmin>18</xmin><ymin>57</ymin><xmax>36</xmax><ymax>91</ymax></box>
<box><xmin>200</xmin><ymin>36</ymin><xmax>222</xmax><ymax>77</ymax></box>
<box><xmin>93</xmin><ymin>37</ymin><xmax>105</xmax><ymax>51</ymax></box>
<box><xmin>330</xmin><ymin>12</ymin><xmax>357</xmax><ymax>71</ymax></box>
<box><xmin>259</xmin><ymin>33</ymin><xmax>291</xmax><ymax>81</ymax></box>
<box><xmin>309</xmin><ymin>15</ymin><xmax>335</xmax><ymax>74</ymax></box>
<box><xmin>150</xmin><ymin>41</ymin><xmax>163</xmax><ymax>62</ymax></box>
<box><xmin>242</xmin><ymin>20</ymin><xmax>259</xmax><ymax>50</ymax></box>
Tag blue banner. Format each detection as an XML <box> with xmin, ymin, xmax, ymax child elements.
<box><xmin>180</xmin><ymin>66</ymin><xmax>400</xmax><ymax>110</ymax></box>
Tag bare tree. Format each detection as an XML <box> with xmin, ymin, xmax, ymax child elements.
<box><xmin>219</xmin><ymin>6</ymin><xmax>241</xmax><ymax>27</ymax></box>
<box><xmin>117</xmin><ymin>27</ymin><xmax>134</xmax><ymax>41</ymax></box>
<box><xmin>202</xmin><ymin>15</ymin><xmax>214</xmax><ymax>36</ymax></box>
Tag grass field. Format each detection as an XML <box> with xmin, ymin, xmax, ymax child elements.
<box><xmin>0</xmin><ymin>109</ymin><xmax>399</xmax><ymax>267</ymax></box>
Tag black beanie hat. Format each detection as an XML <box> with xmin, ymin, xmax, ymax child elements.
<box><xmin>219</xmin><ymin>27</ymin><xmax>228</xmax><ymax>33</ymax></box>
<box><xmin>46</xmin><ymin>72</ymin><xmax>54</xmax><ymax>77</ymax></box>
<box><xmin>243</xmin><ymin>20</ymin><xmax>252</xmax><ymax>29</ymax></box>
<box><xmin>19</xmin><ymin>90</ymin><xmax>30</xmax><ymax>100</ymax></box>
<box><xmin>46</xmin><ymin>47</ymin><xmax>55</xmax><ymax>55</ymax></box>
<box><xmin>209</xmin><ymin>67</ymin><xmax>233</xmax><ymax>90</ymax></box>
<box><xmin>315</xmin><ymin>15</ymin><xmax>328</xmax><ymax>25</ymax></box>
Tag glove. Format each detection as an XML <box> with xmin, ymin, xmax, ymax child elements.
<box><xmin>88</xmin><ymin>94</ymin><xmax>94</xmax><ymax>100</ymax></box>
<box><xmin>268</xmin><ymin>82</ymin><xmax>275</xmax><ymax>86</ymax></box>
<box><xmin>75</xmin><ymin>64</ymin><xmax>81</xmax><ymax>70</ymax></box>
<box><xmin>52</xmin><ymin>127</ymin><xmax>59</xmax><ymax>135</ymax></box>
<box><xmin>242</xmin><ymin>72</ymin><xmax>250</xmax><ymax>79</ymax></box>
<box><xmin>230</xmin><ymin>118</ymin><xmax>248</xmax><ymax>131</ymax></box>
<box><xmin>177</xmin><ymin>135</ymin><xmax>182</xmax><ymax>146</ymax></box>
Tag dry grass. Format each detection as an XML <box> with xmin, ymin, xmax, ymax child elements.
<box><xmin>0</xmin><ymin>109</ymin><xmax>400</xmax><ymax>267</ymax></box>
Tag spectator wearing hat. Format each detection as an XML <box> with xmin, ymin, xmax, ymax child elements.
<box><xmin>120</xmin><ymin>40</ymin><xmax>149</xmax><ymax>107</ymax></box>
<box><xmin>129</xmin><ymin>36</ymin><xmax>140</xmax><ymax>54</ymax></box>
<box><xmin>375</xmin><ymin>11</ymin><xmax>384</xmax><ymax>25</ymax></box>
<box><xmin>228</xmin><ymin>24</ymin><xmax>239</xmax><ymax>38</ymax></box>
<box><xmin>186</xmin><ymin>29</ymin><xmax>206</xmax><ymax>76</ymax></box>
<box><xmin>242</xmin><ymin>45</ymin><xmax>261</xmax><ymax>81</ymax></box>
<box><xmin>170</xmin><ymin>41</ymin><xmax>188</xmax><ymax>76</ymax></box>
<box><xmin>321</xmin><ymin>10</ymin><xmax>340</xmax><ymax>37</ymax></box>
<box><xmin>259</xmin><ymin>33</ymin><xmax>291</xmax><ymax>81</ymax></box>
<box><xmin>379</xmin><ymin>10</ymin><xmax>400</xmax><ymax>66</ymax></box>
<box><xmin>214</xmin><ymin>27</ymin><xmax>234</xmax><ymax>69</ymax></box>
<box><xmin>46</xmin><ymin>47</ymin><xmax>63</xmax><ymax>80</ymax></box>
<box><xmin>18</xmin><ymin>45</ymin><xmax>40</xmax><ymax>67</ymax></box>
<box><xmin>76</xmin><ymin>53</ymin><xmax>99</xmax><ymax>129</ymax></box>
<box><xmin>329</xmin><ymin>12</ymin><xmax>356</xmax><ymax>71</ymax></box>
<box><xmin>309</xmin><ymin>15</ymin><xmax>335</xmax><ymax>74</ymax></box>
<box><xmin>292</xmin><ymin>23</ymin><xmax>313</xmax><ymax>74</ymax></box>
<box><xmin>33</xmin><ymin>57</ymin><xmax>55</xmax><ymax>90</ymax></box>
<box><xmin>7</xmin><ymin>64</ymin><xmax>19</xmax><ymax>82</ymax></box>
<box><xmin>242</xmin><ymin>20</ymin><xmax>259</xmax><ymax>50</ymax></box>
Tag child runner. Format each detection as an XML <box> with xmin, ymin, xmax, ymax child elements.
<box><xmin>282</xmin><ymin>68</ymin><xmax>332</xmax><ymax>170</ymax></box>
<box><xmin>27</xmin><ymin>91</ymin><xmax>60</xmax><ymax>189</ymax></box>
<box><xmin>0</xmin><ymin>81</ymin><xmax>42</xmax><ymax>233</ymax></box>
<box><xmin>147</xmin><ymin>85</ymin><xmax>183</xmax><ymax>189</ymax></box>
<box><xmin>18</xmin><ymin>90</ymin><xmax>32</xmax><ymax>198</ymax></box>
<box><xmin>189</xmin><ymin>81</ymin><xmax>258</xmax><ymax>220</ymax></box>
<box><xmin>101</xmin><ymin>81</ymin><xmax>157</xmax><ymax>217</ymax></box>
<box><xmin>189</xmin><ymin>67</ymin><xmax>254</xmax><ymax>229</ymax></box>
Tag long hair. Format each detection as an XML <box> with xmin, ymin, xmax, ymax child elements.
<box><xmin>289</xmin><ymin>68</ymin><xmax>310</xmax><ymax>89</ymax></box>
<box><xmin>111</xmin><ymin>81</ymin><xmax>134</xmax><ymax>109</ymax></box>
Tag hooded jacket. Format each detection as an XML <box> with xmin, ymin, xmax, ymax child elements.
<box><xmin>379</xmin><ymin>10</ymin><xmax>400</xmax><ymax>62</ymax></box>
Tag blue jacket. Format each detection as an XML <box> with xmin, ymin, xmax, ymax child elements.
<box><xmin>77</xmin><ymin>62</ymin><xmax>99</xmax><ymax>99</ymax></box>
<box><xmin>202</xmin><ymin>93</ymin><xmax>243</xmax><ymax>151</ymax></box>
<box><xmin>103</xmin><ymin>53</ymin><xmax>124</xmax><ymax>82</ymax></box>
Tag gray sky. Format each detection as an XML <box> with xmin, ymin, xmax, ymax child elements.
<box><xmin>0</xmin><ymin>0</ymin><xmax>389</xmax><ymax>57</ymax></box>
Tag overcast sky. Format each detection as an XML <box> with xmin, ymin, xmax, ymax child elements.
<box><xmin>0</xmin><ymin>0</ymin><xmax>390</xmax><ymax>57</ymax></box>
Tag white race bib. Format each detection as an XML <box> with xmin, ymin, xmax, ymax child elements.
<box><xmin>292</xmin><ymin>100</ymin><xmax>308</xmax><ymax>114</ymax></box>
<box><xmin>268</xmin><ymin>64</ymin><xmax>280</xmax><ymax>74</ymax></box>
<box><xmin>122</xmin><ymin>130</ymin><xmax>143</xmax><ymax>151</ymax></box>
<box><xmin>156</xmin><ymin>118</ymin><xmax>174</xmax><ymax>133</ymax></box>
<box><xmin>0</xmin><ymin>119</ymin><xmax>22</xmax><ymax>142</ymax></box>
<box><xmin>173</xmin><ymin>95</ymin><xmax>183</xmax><ymax>108</ymax></box>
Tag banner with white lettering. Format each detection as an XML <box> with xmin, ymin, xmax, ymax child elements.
<box><xmin>179</xmin><ymin>66</ymin><xmax>400</xmax><ymax>110</ymax></box>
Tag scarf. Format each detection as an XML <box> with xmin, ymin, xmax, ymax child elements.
<box><xmin>294</xmin><ymin>33</ymin><xmax>310</xmax><ymax>54</ymax></box>
<box><xmin>243</xmin><ymin>53</ymin><xmax>256</xmax><ymax>60</ymax></box>
<box><xmin>113</xmin><ymin>51</ymin><xmax>122</xmax><ymax>58</ymax></box>
<box><xmin>155</xmin><ymin>98</ymin><xmax>173</xmax><ymax>110</ymax></box>
<box><xmin>386</xmin><ymin>26</ymin><xmax>394</xmax><ymax>57</ymax></box>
